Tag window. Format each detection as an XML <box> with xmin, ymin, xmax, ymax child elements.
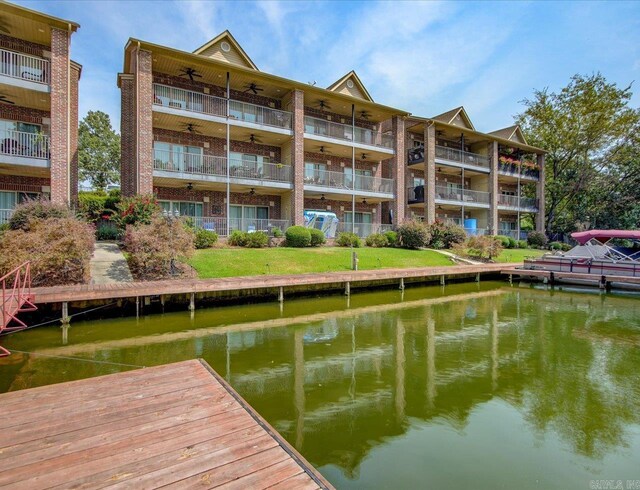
<box><xmin>0</xmin><ymin>191</ymin><xmax>39</xmax><ymax>224</ymax></box>
<box><xmin>159</xmin><ymin>200</ymin><xmax>203</xmax><ymax>221</ymax></box>
<box><xmin>0</xmin><ymin>120</ymin><xmax>41</xmax><ymax>134</ymax></box>
<box><xmin>413</xmin><ymin>177</ymin><xmax>425</xmax><ymax>187</ymax></box>
<box><xmin>344</xmin><ymin>212</ymin><xmax>373</xmax><ymax>236</ymax></box>
<box><xmin>153</xmin><ymin>142</ymin><xmax>202</xmax><ymax>172</ymax></box>
<box><xmin>229</xmin><ymin>205</ymin><xmax>269</xmax><ymax>232</ymax></box>
<box><xmin>304</xmin><ymin>162</ymin><xmax>327</xmax><ymax>184</ymax></box>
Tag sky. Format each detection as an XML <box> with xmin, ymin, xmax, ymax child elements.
<box><xmin>15</xmin><ymin>0</ymin><xmax>640</xmax><ymax>133</ymax></box>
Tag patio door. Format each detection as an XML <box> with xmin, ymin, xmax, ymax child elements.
<box><xmin>0</xmin><ymin>191</ymin><xmax>16</xmax><ymax>224</ymax></box>
<box><xmin>230</xmin><ymin>205</ymin><xmax>269</xmax><ymax>232</ymax></box>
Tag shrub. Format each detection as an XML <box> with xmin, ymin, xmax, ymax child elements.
<box><xmin>549</xmin><ymin>241</ymin><xmax>563</xmax><ymax>251</ymax></box>
<box><xmin>271</xmin><ymin>227</ymin><xmax>284</xmax><ymax>238</ymax></box>
<box><xmin>383</xmin><ymin>230</ymin><xmax>398</xmax><ymax>247</ymax></box>
<box><xmin>285</xmin><ymin>226</ymin><xmax>311</xmax><ymax>247</ymax></box>
<box><xmin>124</xmin><ymin>215</ymin><xmax>195</xmax><ymax>280</ymax></box>
<box><xmin>365</xmin><ymin>233</ymin><xmax>388</xmax><ymax>248</ymax></box>
<box><xmin>457</xmin><ymin>235</ymin><xmax>503</xmax><ymax>261</ymax></box>
<box><xmin>336</xmin><ymin>232</ymin><xmax>361</xmax><ymax>248</ymax></box>
<box><xmin>527</xmin><ymin>231</ymin><xmax>548</xmax><ymax>248</ymax></box>
<box><xmin>0</xmin><ymin>217</ymin><xmax>95</xmax><ymax>286</ymax></box>
<box><xmin>246</xmin><ymin>231</ymin><xmax>269</xmax><ymax>248</ymax></box>
<box><xmin>516</xmin><ymin>240</ymin><xmax>528</xmax><ymax>249</ymax></box>
<box><xmin>228</xmin><ymin>230</ymin><xmax>250</xmax><ymax>247</ymax></box>
<box><xmin>561</xmin><ymin>242</ymin><xmax>572</xmax><ymax>252</ymax></box>
<box><xmin>9</xmin><ymin>198</ymin><xmax>73</xmax><ymax>231</ymax></box>
<box><xmin>397</xmin><ymin>220</ymin><xmax>430</xmax><ymax>249</ymax></box>
<box><xmin>115</xmin><ymin>195</ymin><xmax>160</xmax><ymax>228</ymax></box>
<box><xmin>495</xmin><ymin>235</ymin><xmax>512</xmax><ymax>248</ymax></box>
<box><xmin>96</xmin><ymin>222</ymin><xmax>121</xmax><ymax>241</ymax></box>
<box><xmin>309</xmin><ymin>228</ymin><xmax>326</xmax><ymax>247</ymax></box>
<box><xmin>78</xmin><ymin>191</ymin><xmax>108</xmax><ymax>222</ymax></box>
<box><xmin>194</xmin><ymin>228</ymin><xmax>218</xmax><ymax>249</ymax></box>
<box><xmin>427</xmin><ymin>221</ymin><xmax>466</xmax><ymax>249</ymax></box>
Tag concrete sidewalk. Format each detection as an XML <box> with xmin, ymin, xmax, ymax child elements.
<box><xmin>90</xmin><ymin>241</ymin><xmax>133</xmax><ymax>285</ymax></box>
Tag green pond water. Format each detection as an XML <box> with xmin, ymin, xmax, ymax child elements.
<box><xmin>2</xmin><ymin>281</ymin><xmax>640</xmax><ymax>489</ymax></box>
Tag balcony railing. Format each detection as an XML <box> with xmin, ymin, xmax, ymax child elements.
<box><xmin>497</xmin><ymin>194</ymin><xmax>538</xmax><ymax>210</ymax></box>
<box><xmin>435</xmin><ymin>145</ymin><xmax>490</xmax><ymax>169</ymax></box>
<box><xmin>304</xmin><ymin>116</ymin><xmax>394</xmax><ymax>149</ymax></box>
<box><xmin>153</xmin><ymin>148</ymin><xmax>292</xmax><ymax>184</ymax></box>
<box><xmin>304</xmin><ymin>168</ymin><xmax>394</xmax><ymax>194</ymax></box>
<box><xmin>499</xmin><ymin>230</ymin><xmax>530</xmax><ymax>240</ymax></box>
<box><xmin>435</xmin><ymin>185</ymin><xmax>490</xmax><ymax>205</ymax></box>
<box><xmin>0</xmin><ymin>48</ymin><xmax>50</xmax><ymax>85</ymax></box>
<box><xmin>193</xmin><ymin>217</ymin><xmax>291</xmax><ymax>236</ymax></box>
<box><xmin>498</xmin><ymin>161</ymin><xmax>540</xmax><ymax>180</ymax></box>
<box><xmin>336</xmin><ymin>222</ymin><xmax>393</xmax><ymax>238</ymax></box>
<box><xmin>0</xmin><ymin>209</ymin><xmax>12</xmax><ymax>225</ymax></box>
<box><xmin>0</xmin><ymin>130</ymin><xmax>50</xmax><ymax>160</ymax></box>
<box><xmin>153</xmin><ymin>84</ymin><xmax>292</xmax><ymax>130</ymax></box>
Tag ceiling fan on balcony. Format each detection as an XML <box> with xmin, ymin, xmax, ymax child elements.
<box><xmin>243</xmin><ymin>83</ymin><xmax>264</xmax><ymax>95</ymax></box>
<box><xmin>316</xmin><ymin>146</ymin><xmax>332</xmax><ymax>155</ymax></box>
<box><xmin>246</xmin><ymin>133</ymin><xmax>263</xmax><ymax>144</ymax></box>
<box><xmin>315</xmin><ymin>99</ymin><xmax>331</xmax><ymax>111</ymax></box>
<box><xmin>248</xmin><ymin>188</ymin><xmax>256</xmax><ymax>195</ymax></box>
<box><xmin>180</xmin><ymin>123</ymin><xmax>202</xmax><ymax>134</ymax></box>
<box><xmin>320</xmin><ymin>194</ymin><xmax>326</xmax><ymax>201</ymax></box>
<box><xmin>0</xmin><ymin>93</ymin><xmax>14</xmax><ymax>105</ymax></box>
<box><xmin>359</xmin><ymin>110</ymin><xmax>371</xmax><ymax>120</ymax></box>
<box><xmin>360</xmin><ymin>153</ymin><xmax>369</xmax><ymax>161</ymax></box>
<box><xmin>178</xmin><ymin>67</ymin><xmax>203</xmax><ymax>81</ymax></box>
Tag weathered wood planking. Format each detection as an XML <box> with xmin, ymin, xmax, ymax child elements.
<box><xmin>0</xmin><ymin>359</ymin><xmax>333</xmax><ymax>490</ymax></box>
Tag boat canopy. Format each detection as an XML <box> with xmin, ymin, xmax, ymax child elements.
<box><xmin>571</xmin><ymin>230</ymin><xmax>640</xmax><ymax>245</ymax></box>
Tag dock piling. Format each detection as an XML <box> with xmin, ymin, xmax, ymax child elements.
<box><xmin>345</xmin><ymin>281</ymin><xmax>351</xmax><ymax>296</ymax></box>
<box><xmin>399</xmin><ymin>278</ymin><xmax>405</xmax><ymax>290</ymax></box>
<box><xmin>189</xmin><ymin>293</ymin><xmax>195</xmax><ymax>311</ymax></box>
<box><xmin>278</xmin><ymin>286</ymin><xmax>284</xmax><ymax>303</ymax></box>
<box><xmin>61</xmin><ymin>302</ymin><xmax>70</xmax><ymax>325</ymax></box>
<box><xmin>440</xmin><ymin>275</ymin><xmax>445</xmax><ymax>286</ymax></box>
<box><xmin>475</xmin><ymin>272</ymin><xmax>480</xmax><ymax>283</ymax></box>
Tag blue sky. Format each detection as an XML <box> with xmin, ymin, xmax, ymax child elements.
<box><xmin>16</xmin><ymin>0</ymin><xmax>640</xmax><ymax>133</ymax></box>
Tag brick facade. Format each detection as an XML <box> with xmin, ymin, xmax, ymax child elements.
<box><xmin>137</xmin><ymin>49</ymin><xmax>154</xmax><ymax>195</ymax></box>
<box><xmin>0</xmin><ymin>34</ymin><xmax>48</xmax><ymax>57</ymax></box>
<box><xmin>289</xmin><ymin>89</ymin><xmax>305</xmax><ymax>225</ymax></box>
<box><xmin>119</xmin><ymin>74</ymin><xmax>136</xmax><ymax>196</ymax></box>
<box><xmin>0</xmin><ymin>174</ymin><xmax>50</xmax><ymax>194</ymax></box>
<box><xmin>49</xmin><ymin>28</ymin><xmax>70</xmax><ymax>205</ymax></box>
<box><xmin>70</xmin><ymin>63</ymin><xmax>80</xmax><ymax>204</ymax></box>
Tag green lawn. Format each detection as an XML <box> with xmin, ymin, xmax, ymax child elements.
<box><xmin>189</xmin><ymin>247</ymin><xmax>454</xmax><ymax>278</ymax></box>
<box><xmin>495</xmin><ymin>248</ymin><xmax>547</xmax><ymax>263</ymax></box>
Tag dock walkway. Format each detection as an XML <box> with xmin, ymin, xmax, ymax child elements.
<box><xmin>0</xmin><ymin>359</ymin><xmax>333</xmax><ymax>489</ymax></box>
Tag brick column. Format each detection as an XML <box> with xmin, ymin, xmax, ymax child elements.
<box><xmin>489</xmin><ymin>141</ymin><xmax>499</xmax><ymax>234</ymax></box>
<box><xmin>391</xmin><ymin>116</ymin><xmax>405</xmax><ymax>225</ymax></box>
<box><xmin>69</xmin><ymin>62</ymin><xmax>80</xmax><ymax>205</ymax></box>
<box><xmin>119</xmin><ymin>74</ymin><xmax>137</xmax><ymax>196</ymax></box>
<box><xmin>290</xmin><ymin>89</ymin><xmax>305</xmax><ymax>225</ymax></box>
<box><xmin>536</xmin><ymin>153</ymin><xmax>545</xmax><ymax>233</ymax></box>
<box><xmin>136</xmin><ymin>49</ymin><xmax>154</xmax><ymax>195</ymax></box>
<box><xmin>424</xmin><ymin>123</ymin><xmax>436</xmax><ymax>223</ymax></box>
<box><xmin>50</xmin><ymin>28</ymin><xmax>71</xmax><ymax>205</ymax></box>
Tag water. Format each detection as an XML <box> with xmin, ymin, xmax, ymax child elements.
<box><xmin>2</xmin><ymin>281</ymin><xmax>640</xmax><ymax>489</ymax></box>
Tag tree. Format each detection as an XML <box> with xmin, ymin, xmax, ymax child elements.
<box><xmin>516</xmin><ymin>73</ymin><xmax>640</xmax><ymax>233</ymax></box>
<box><xmin>78</xmin><ymin>111</ymin><xmax>120</xmax><ymax>191</ymax></box>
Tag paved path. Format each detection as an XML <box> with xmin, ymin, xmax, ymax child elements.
<box><xmin>90</xmin><ymin>241</ymin><xmax>133</xmax><ymax>285</ymax></box>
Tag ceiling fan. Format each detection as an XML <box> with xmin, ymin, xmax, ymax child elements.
<box><xmin>0</xmin><ymin>94</ymin><xmax>14</xmax><ymax>105</ymax></box>
<box><xmin>178</xmin><ymin>67</ymin><xmax>203</xmax><ymax>81</ymax></box>
<box><xmin>320</xmin><ymin>194</ymin><xmax>326</xmax><ymax>201</ymax></box>
<box><xmin>361</xmin><ymin>153</ymin><xmax>368</xmax><ymax>160</ymax></box>
<box><xmin>359</xmin><ymin>110</ymin><xmax>371</xmax><ymax>120</ymax></box>
<box><xmin>180</xmin><ymin>123</ymin><xmax>202</xmax><ymax>134</ymax></box>
<box><xmin>362</xmin><ymin>198</ymin><xmax>368</xmax><ymax>205</ymax></box>
<box><xmin>187</xmin><ymin>182</ymin><xmax>194</xmax><ymax>190</ymax></box>
<box><xmin>315</xmin><ymin>99</ymin><xmax>331</xmax><ymax>111</ymax></box>
<box><xmin>247</xmin><ymin>133</ymin><xmax>262</xmax><ymax>144</ymax></box>
<box><xmin>244</xmin><ymin>83</ymin><xmax>264</xmax><ymax>95</ymax></box>
<box><xmin>248</xmin><ymin>188</ymin><xmax>256</xmax><ymax>195</ymax></box>
<box><xmin>317</xmin><ymin>146</ymin><xmax>332</xmax><ymax>155</ymax></box>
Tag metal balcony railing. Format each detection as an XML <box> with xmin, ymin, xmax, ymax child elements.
<box><xmin>0</xmin><ymin>209</ymin><xmax>13</xmax><ymax>225</ymax></box>
<box><xmin>498</xmin><ymin>161</ymin><xmax>540</xmax><ymax>180</ymax></box>
<box><xmin>304</xmin><ymin>168</ymin><xmax>394</xmax><ymax>194</ymax></box>
<box><xmin>153</xmin><ymin>84</ymin><xmax>292</xmax><ymax>129</ymax></box>
<box><xmin>497</xmin><ymin>194</ymin><xmax>538</xmax><ymax>210</ymax></box>
<box><xmin>0</xmin><ymin>48</ymin><xmax>50</xmax><ymax>84</ymax></box>
<box><xmin>435</xmin><ymin>145</ymin><xmax>490</xmax><ymax>169</ymax></box>
<box><xmin>435</xmin><ymin>185</ymin><xmax>490</xmax><ymax>205</ymax></box>
<box><xmin>0</xmin><ymin>130</ymin><xmax>50</xmax><ymax>160</ymax></box>
<box><xmin>336</xmin><ymin>222</ymin><xmax>393</xmax><ymax>238</ymax></box>
<box><xmin>153</xmin><ymin>148</ymin><xmax>292</xmax><ymax>184</ymax></box>
<box><xmin>193</xmin><ymin>217</ymin><xmax>291</xmax><ymax>236</ymax></box>
<box><xmin>304</xmin><ymin>116</ymin><xmax>394</xmax><ymax>149</ymax></box>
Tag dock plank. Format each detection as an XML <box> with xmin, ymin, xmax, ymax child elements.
<box><xmin>0</xmin><ymin>359</ymin><xmax>332</xmax><ymax>490</ymax></box>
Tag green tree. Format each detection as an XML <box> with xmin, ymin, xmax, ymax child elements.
<box><xmin>516</xmin><ymin>73</ymin><xmax>639</xmax><ymax>233</ymax></box>
<box><xmin>78</xmin><ymin>111</ymin><xmax>120</xmax><ymax>191</ymax></box>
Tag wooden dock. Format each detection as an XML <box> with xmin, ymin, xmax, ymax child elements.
<box><xmin>0</xmin><ymin>359</ymin><xmax>333</xmax><ymax>490</ymax></box>
<box><xmin>30</xmin><ymin>263</ymin><xmax>508</xmax><ymax>306</ymax></box>
<box><xmin>502</xmin><ymin>267</ymin><xmax>640</xmax><ymax>288</ymax></box>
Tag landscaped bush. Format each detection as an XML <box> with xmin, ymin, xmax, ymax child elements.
<box><xmin>454</xmin><ymin>235</ymin><xmax>503</xmax><ymax>261</ymax></box>
<box><xmin>397</xmin><ymin>220</ymin><xmax>430</xmax><ymax>250</ymax></box>
<box><xmin>516</xmin><ymin>239</ymin><xmax>528</xmax><ymax>249</ymax></box>
<box><xmin>78</xmin><ymin>189</ymin><xmax>121</xmax><ymax>223</ymax></box>
<box><xmin>495</xmin><ymin>235</ymin><xmax>516</xmax><ymax>249</ymax></box>
<box><xmin>96</xmin><ymin>221</ymin><xmax>121</xmax><ymax>241</ymax></box>
<box><xmin>285</xmin><ymin>226</ymin><xmax>311</xmax><ymax>247</ymax></box>
<box><xmin>271</xmin><ymin>227</ymin><xmax>284</xmax><ymax>238</ymax></box>
<box><xmin>228</xmin><ymin>230</ymin><xmax>250</xmax><ymax>247</ymax></box>
<box><xmin>115</xmin><ymin>195</ymin><xmax>160</xmax><ymax>228</ymax></box>
<box><xmin>527</xmin><ymin>231</ymin><xmax>548</xmax><ymax>248</ymax></box>
<box><xmin>365</xmin><ymin>233</ymin><xmax>388</xmax><ymax>248</ymax></box>
<box><xmin>124</xmin><ymin>216</ymin><xmax>195</xmax><ymax>280</ymax></box>
<box><xmin>309</xmin><ymin>228</ymin><xmax>326</xmax><ymax>247</ymax></box>
<box><xmin>549</xmin><ymin>241</ymin><xmax>572</xmax><ymax>252</ymax></box>
<box><xmin>427</xmin><ymin>221</ymin><xmax>467</xmax><ymax>249</ymax></box>
<box><xmin>383</xmin><ymin>230</ymin><xmax>398</xmax><ymax>247</ymax></box>
<box><xmin>335</xmin><ymin>232</ymin><xmax>361</xmax><ymax>248</ymax></box>
<box><xmin>194</xmin><ymin>228</ymin><xmax>218</xmax><ymax>249</ymax></box>
<box><xmin>8</xmin><ymin>198</ymin><xmax>73</xmax><ymax>231</ymax></box>
<box><xmin>245</xmin><ymin>231</ymin><xmax>269</xmax><ymax>248</ymax></box>
<box><xmin>0</xmin><ymin>217</ymin><xmax>95</xmax><ymax>286</ymax></box>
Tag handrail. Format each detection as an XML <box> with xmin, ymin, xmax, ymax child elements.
<box><xmin>303</xmin><ymin>167</ymin><xmax>394</xmax><ymax>194</ymax></box>
<box><xmin>304</xmin><ymin>115</ymin><xmax>394</xmax><ymax>149</ymax></box>
<box><xmin>0</xmin><ymin>129</ymin><xmax>50</xmax><ymax>159</ymax></box>
<box><xmin>1</xmin><ymin>262</ymin><xmax>36</xmax><ymax>350</ymax></box>
<box><xmin>193</xmin><ymin>218</ymin><xmax>291</xmax><ymax>236</ymax></box>
<box><xmin>435</xmin><ymin>185</ymin><xmax>490</xmax><ymax>204</ymax></box>
<box><xmin>435</xmin><ymin>145</ymin><xmax>490</xmax><ymax>169</ymax></box>
<box><xmin>0</xmin><ymin>48</ymin><xmax>50</xmax><ymax>84</ymax></box>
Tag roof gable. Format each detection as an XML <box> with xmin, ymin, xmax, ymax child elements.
<box><xmin>432</xmin><ymin>106</ymin><xmax>475</xmax><ymax>130</ymax></box>
<box><xmin>489</xmin><ymin>125</ymin><xmax>528</xmax><ymax>145</ymax></box>
<box><xmin>326</xmin><ymin>71</ymin><xmax>373</xmax><ymax>102</ymax></box>
<box><xmin>193</xmin><ymin>30</ymin><xmax>258</xmax><ymax>70</ymax></box>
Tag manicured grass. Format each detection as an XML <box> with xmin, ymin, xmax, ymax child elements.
<box><xmin>495</xmin><ymin>248</ymin><xmax>547</xmax><ymax>263</ymax></box>
<box><xmin>189</xmin><ymin>247</ymin><xmax>454</xmax><ymax>278</ymax></box>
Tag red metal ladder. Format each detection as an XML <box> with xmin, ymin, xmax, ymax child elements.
<box><xmin>1</xmin><ymin>262</ymin><xmax>37</xmax><ymax>357</ymax></box>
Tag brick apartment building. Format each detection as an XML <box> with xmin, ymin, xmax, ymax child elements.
<box><xmin>119</xmin><ymin>31</ymin><xmax>545</xmax><ymax>239</ymax></box>
<box><xmin>0</xmin><ymin>2</ymin><xmax>80</xmax><ymax>224</ymax></box>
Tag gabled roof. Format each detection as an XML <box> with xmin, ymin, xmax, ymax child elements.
<box><xmin>326</xmin><ymin>71</ymin><xmax>374</xmax><ymax>102</ymax></box>
<box><xmin>432</xmin><ymin>106</ymin><xmax>475</xmax><ymax>130</ymax></box>
<box><xmin>0</xmin><ymin>1</ymin><xmax>80</xmax><ymax>31</ymax></box>
<box><xmin>192</xmin><ymin>30</ymin><xmax>258</xmax><ymax>71</ymax></box>
<box><xmin>489</xmin><ymin>125</ymin><xmax>528</xmax><ymax>145</ymax></box>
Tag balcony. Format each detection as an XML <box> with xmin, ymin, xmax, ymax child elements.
<box><xmin>193</xmin><ymin>217</ymin><xmax>291</xmax><ymax>236</ymax></box>
<box><xmin>303</xmin><ymin>116</ymin><xmax>394</xmax><ymax>152</ymax></box>
<box><xmin>407</xmin><ymin>145</ymin><xmax>425</xmax><ymax>165</ymax></box>
<box><xmin>0</xmin><ymin>48</ymin><xmax>50</xmax><ymax>89</ymax></box>
<box><xmin>435</xmin><ymin>185</ymin><xmax>490</xmax><ymax>206</ymax></box>
<box><xmin>152</xmin><ymin>83</ymin><xmax>292</xmax><ymax>131</ymax></box>
<box><xmin>304</xmin><ymin>168</ymin><xmax>394</xmax><ymax>196</ymax></box>
<box><xmin>153</xmin><ymin>149</ymin><xmax>292</xmax><ymax>187</ymax></box>
<box><xmin>407</xmin><ymin>184</ymin><xmax>425</xmax><ymax>204</ymax></box>
<box><xmin>497</xmin><ymin>194</ymin><xmax>538</xmax><ymax>211</ymax></box>
<box><xmin>335</xmin><ymin>222</ymin><xmax>394</xmax><ymax>238</ymax></box>
<box><xmin>0</xmin><ymin>129</ymin><xmax>50</xmax><ymax>168</ymax></box>
<box><xmin>435</xmin><ymin>145</ymin><xmax>490</xmax><ymax>171</ymax></box>
<box><xmin>498</xmin><ymin>161</ymin><xmax>540</xmax><ymax>180</ymax></box>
